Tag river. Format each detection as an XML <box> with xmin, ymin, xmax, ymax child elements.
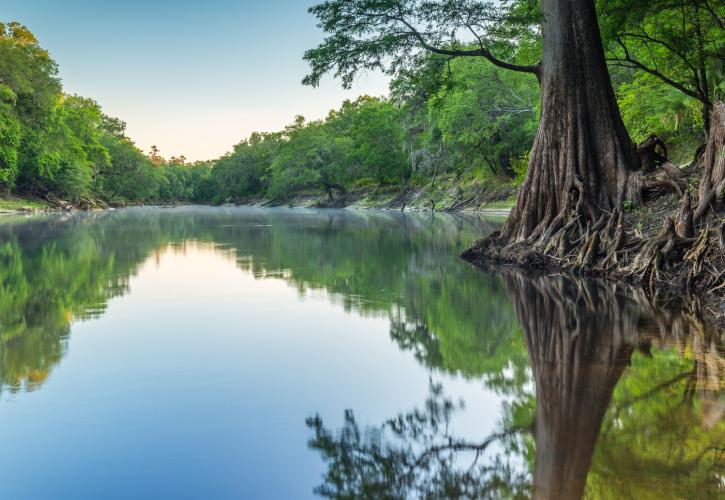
<box><xmin>0</xmin><ymin>207</ymin><xmax>722</xmax><ymax>499</ymax></box>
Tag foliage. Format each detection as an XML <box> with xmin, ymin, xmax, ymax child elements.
<box><xmin>212</xmin><ymin>132</ymin><xmax>279</xmax><ymax>202</ymax></box>
<box><xmin>428</xmin><ymin>57</ymin><xmax>538</xmax><ymax>177</ymax></box>
<box><xmin>616</xmin><ymin>74</ymin><xmax>705</xmax><ymax>163</ymax></box>
<box><xmin>600</xmin><ymin>0</ymin><xmax>725</xmax><ymax>134</ymax></box>
<box><xmin>0</xmin><ymin>2</ymin><xmax>718</xmax><ymax>205</ymax></box>
<box><xmin>0</xmin><ymin>84</ymin><xmax>21</xmax><ymax>188</ymax></box>
<box><xmin>332</xmin><ymin>96</ymin><xmax>408</xmax><ymax>185</ymax></box>
<box><xmin>302</xmin><ymin>0</ymin><xmax>539</xmax><ymax>89</ymax></box>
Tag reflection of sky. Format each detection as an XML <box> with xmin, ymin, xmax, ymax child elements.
<box><xmin>0</xmin><ymin>244</ymin><xmax>504</xmax><ymax>499</ymax></box>
<box><xmin>3</xmin><ymin>0</ymin><xmax>390</xmax><ymax>161</ymax></box>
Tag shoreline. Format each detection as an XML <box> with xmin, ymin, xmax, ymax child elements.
<box><xmin>4</xmin><ymin>193</ymin><xmax>720</xmax><ymax>326</ymax></box>
<box><xmin>461</xmin><ymin>228</ymin><xmax>725</xmax><ymax>329</ymax></box>
<box><xmin>0</xmin><ymin>185</ymin><xmax>516</xmax><ymax>217</ymax></box>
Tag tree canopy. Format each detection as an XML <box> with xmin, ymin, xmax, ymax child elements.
<box><xmin>303</xmin><ymin>0</ymin><xmax>540</xmax><ymax>90</ymax></box>
<box><xmin>0</xmin><ymin>3</ymin><xmax>719</xmax><ymax>207</ymax></box>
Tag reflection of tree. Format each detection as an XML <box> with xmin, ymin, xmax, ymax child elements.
<box><xmin>0</xmin><ymin>214</ymin><xmax>172</xmax><ymax>395</ymax></box>
<box><xmin>307</xmin><ymin>382</ymin><xmax>531</xmax><ymax>499</ymax></box>
<box><xmin>308</xmin><ymin>272</ymin><xmax>724</xmax><ymax>499</ymax></box>
<box><xmin>389</xmin><ymin>314</ymin><xmax>444</xmax><ymax>371</ymax></box>
<box><xmin>505</xmin><ymin>273</ymin><xmax>724</xmax><ymax>499</ymax></box>
<box><xmin>0</xmin><ymin>209</ymin><xmax>499</xmax><ymax>395</ymax></box>
<box><xmin>585</xmin><ymin>301</ymin><xmax>725</xmax><ymax>499</ymax></box>
<box><xmin>504</xmin><ymin>274</ymin><xmax>640</xmax><ymax>500</ymax></box>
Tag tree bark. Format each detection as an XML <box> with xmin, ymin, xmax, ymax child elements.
<box><xmin>695</xmin><ymin>100</ymin><xmax>725</xmax><ymax>221</ymax></box>
<box><xmin>502</xmin><ymin>0</ymin><xmax>639</xmax><ymax>242</ymax></box>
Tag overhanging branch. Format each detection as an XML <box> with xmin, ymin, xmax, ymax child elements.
<box><xmin>389</xmin><ymin>11</ymin><xmax>540</xmax><ymax>76</ymax></box>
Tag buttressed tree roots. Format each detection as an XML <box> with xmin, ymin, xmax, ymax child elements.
<box><xmin>464</xmin><ymin>100</ymin><xmax>725</xmax><ymax>297</ymax></box>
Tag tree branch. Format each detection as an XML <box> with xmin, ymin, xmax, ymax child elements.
<box><xmin>389</xmin><ymin>12</ymin><xmax>540</xmax><ymax>76</ymax></box>
<box><xmin>620</xmin><ymin>30</ymin><xmax>699</xmax><ymax>76</ymax></box>
<box><xmin>609</xmin><ymin>37</ymin><xmax>707</xmax><ymax>104</ymax></box>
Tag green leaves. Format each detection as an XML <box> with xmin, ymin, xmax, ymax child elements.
<box><xmin>208</xmin><ymin>96</ymin><xmax>410</xmax><ymax>201</ymax></box>
<box><xmin>599</xmin><ymin>0</ymin><xmax>724</xmax><ymax>132</ymax></box>
<box><xmin>303</xmin><ymin>0</ymin><xmax>537</xmax><ymax>88</ymax></box>
<box><xmin>339</xmin><ymin>96</ymin><xmax>408</xmax><ymax>184</ymax></box>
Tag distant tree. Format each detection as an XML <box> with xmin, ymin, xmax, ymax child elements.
<box><xmin>148</xmin><ymin>144</ymin><xmax>165</xmax><ymax>166</ymax></box>
<box><xmin>269</xmin><ymin>116</ymin><xmax>350</xmax><ymax>198</ymax></box>
<box><xmin>0</xmin><ymin>84</ymin><xmax>21</xmax><ymax>189</ymax></box>
<box><xmin>211</xmin><ymin>132</ymin><xmax>280</xmax><ymax>202</ymax></box>
<box><xmin>333</xmin><ymin>96</ymin><xmax>408</xmax><ymax>185</ymax></box>
<box><xmin>101</xmin><ymin>115</ymin><xmax>127</xmax><ymax>139</ymax></box>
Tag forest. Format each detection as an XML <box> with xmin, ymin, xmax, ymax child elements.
<box><xmin>0</xmin><ymin>0</ymin><xmax>720</xmax><ymax>209</ymax></box>
<box><xmin>1</xmin><ymin>1</ymin><xmax>723</xmax><ymax>494</ymax></box>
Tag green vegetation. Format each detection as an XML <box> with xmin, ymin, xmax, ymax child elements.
<box><xmin>600</xmin><ymin>0</ymin><xmax>723</xmax><ymax>140</ymax></box>
<box><xmin>0</xmin><ymin>195</ymin><xmax>48</xmax><ymax>211</ymax></box>
<box><xmin>0</xmin><ymin>22</ymin><xmax>212</xmax><ymax>207</ymax></box>
<box><xmin>4</xmin><ymin>1</ymin><xmax>718</xmax><ymax>209</ymax></box>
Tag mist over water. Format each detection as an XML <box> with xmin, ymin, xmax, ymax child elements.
<box><xmin>0</xmin><ymin>207</ymin><xmax>721</xmax><ymax>499</ymax></box>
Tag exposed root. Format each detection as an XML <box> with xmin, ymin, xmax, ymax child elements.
<box><xmin>627</xmin><ymin>161</ymin><xmax>687</xmax><ymax>205</ymax></box>
<box><xmin>636</xmin><ymin>134</ymin><xmax>668</xmax><ymax>173</ymax></box>
<box><xmin>463</xmin><ymin>102</ymin><xmax>725</xmax><ymax>318</ymax></box>
<box><xmin>465</xmin><ymin>190</ymin><xmax>723</xmax><ymax>303</ymax></box>
<box><xmin>675</xmin><ymin>191</ymin><xmax>695</xmax><ymax>238</ymax></box>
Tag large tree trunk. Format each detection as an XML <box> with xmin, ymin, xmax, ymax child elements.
<box><xmin>695</xmin><ymin>100</ymin><xmax>725</xmax><ymax>221</ymax></box>
<box><xmin>503</xmin><ymin>0</ymin><xmax>639</xmax><ymax>242</ymax></box>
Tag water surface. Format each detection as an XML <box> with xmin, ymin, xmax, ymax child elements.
<box><xmin>0</xmin><ymin>207</ymin><xmax>722</xmax><ymax>499</ymax></box>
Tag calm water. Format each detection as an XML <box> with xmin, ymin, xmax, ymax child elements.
<box><xmin>0</xmin><ymin>207</ymin><xmax>722</xmax><ymax>499</ymax></box>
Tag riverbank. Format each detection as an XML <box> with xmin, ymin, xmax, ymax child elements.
<box><xmin>0</xmin><ymin>175</ymin><xmax>518</xmax><ymax>216</ymax></box>
<box><xmin>463</xmin><ymin>172</ymin><xmax>725</xmax><ymax>327</ymax></box>
<box><xmin>233</xmin><ymin>175</ymin><xmax>518</xmax><ymax>214</ymax></box>
<box><xmin>0</xmin><ymin>193</ymin><xmax>513</xmax><ymax>216</ymax></box>
<box><xmin>0</xmin><ymin>195</ymin><xmax>53</xmax><ymax>214</ymax></box>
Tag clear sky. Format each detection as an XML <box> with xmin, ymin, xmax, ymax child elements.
<box><xmin>4</xmin><ymin>0</ymin><xmax>390</xmax><ymax>161</ymax></box>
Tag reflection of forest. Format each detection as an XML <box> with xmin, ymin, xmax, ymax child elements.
<box><xmin>0</xmin><ymin>208</ymin><xmax>722</xmax><ymax>498</ymax></box>
<box><xmin>0</xmin><ymin>208</ymin><xmax>502</xmax><ymax>394</ymax></box>
<box><xmin>310</xmin><ymin>273</ymin><xmax>724</xmax><ymax>499</ymax></box>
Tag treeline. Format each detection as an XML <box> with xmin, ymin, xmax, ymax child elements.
<box><xmin>210</xmin><ymin>60</ymin><xmax>540</xmax><ymax>204</ymax></box>
<box><xmin>1</xmin><ymin>3</ymin><xmax>718</xmax><ymax>206</ymax></box>
<box><xmin>0</xmin><ymin>19</ymin><xmax>539</xmax><ymax>206</ymax></box>
<box><xmin>0</xmin><ymin>22</ymin><xmax>212</xmax><ymax>206</ymax></box>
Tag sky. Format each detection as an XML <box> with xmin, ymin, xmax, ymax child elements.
<box><xmin>4</xmin><ymin>0</ymin><xmax>390</xmax><ymax>161</ymax></box>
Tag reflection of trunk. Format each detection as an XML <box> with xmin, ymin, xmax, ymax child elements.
<box><xmin>504</xmin><ymin>274</ymin><xmax>636</xmax><ymax>499</ymax></box>
<box><xmin>501</xmin><ymin>272</ymin><xmax>725</xmax><ymax>498</ymax></box>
